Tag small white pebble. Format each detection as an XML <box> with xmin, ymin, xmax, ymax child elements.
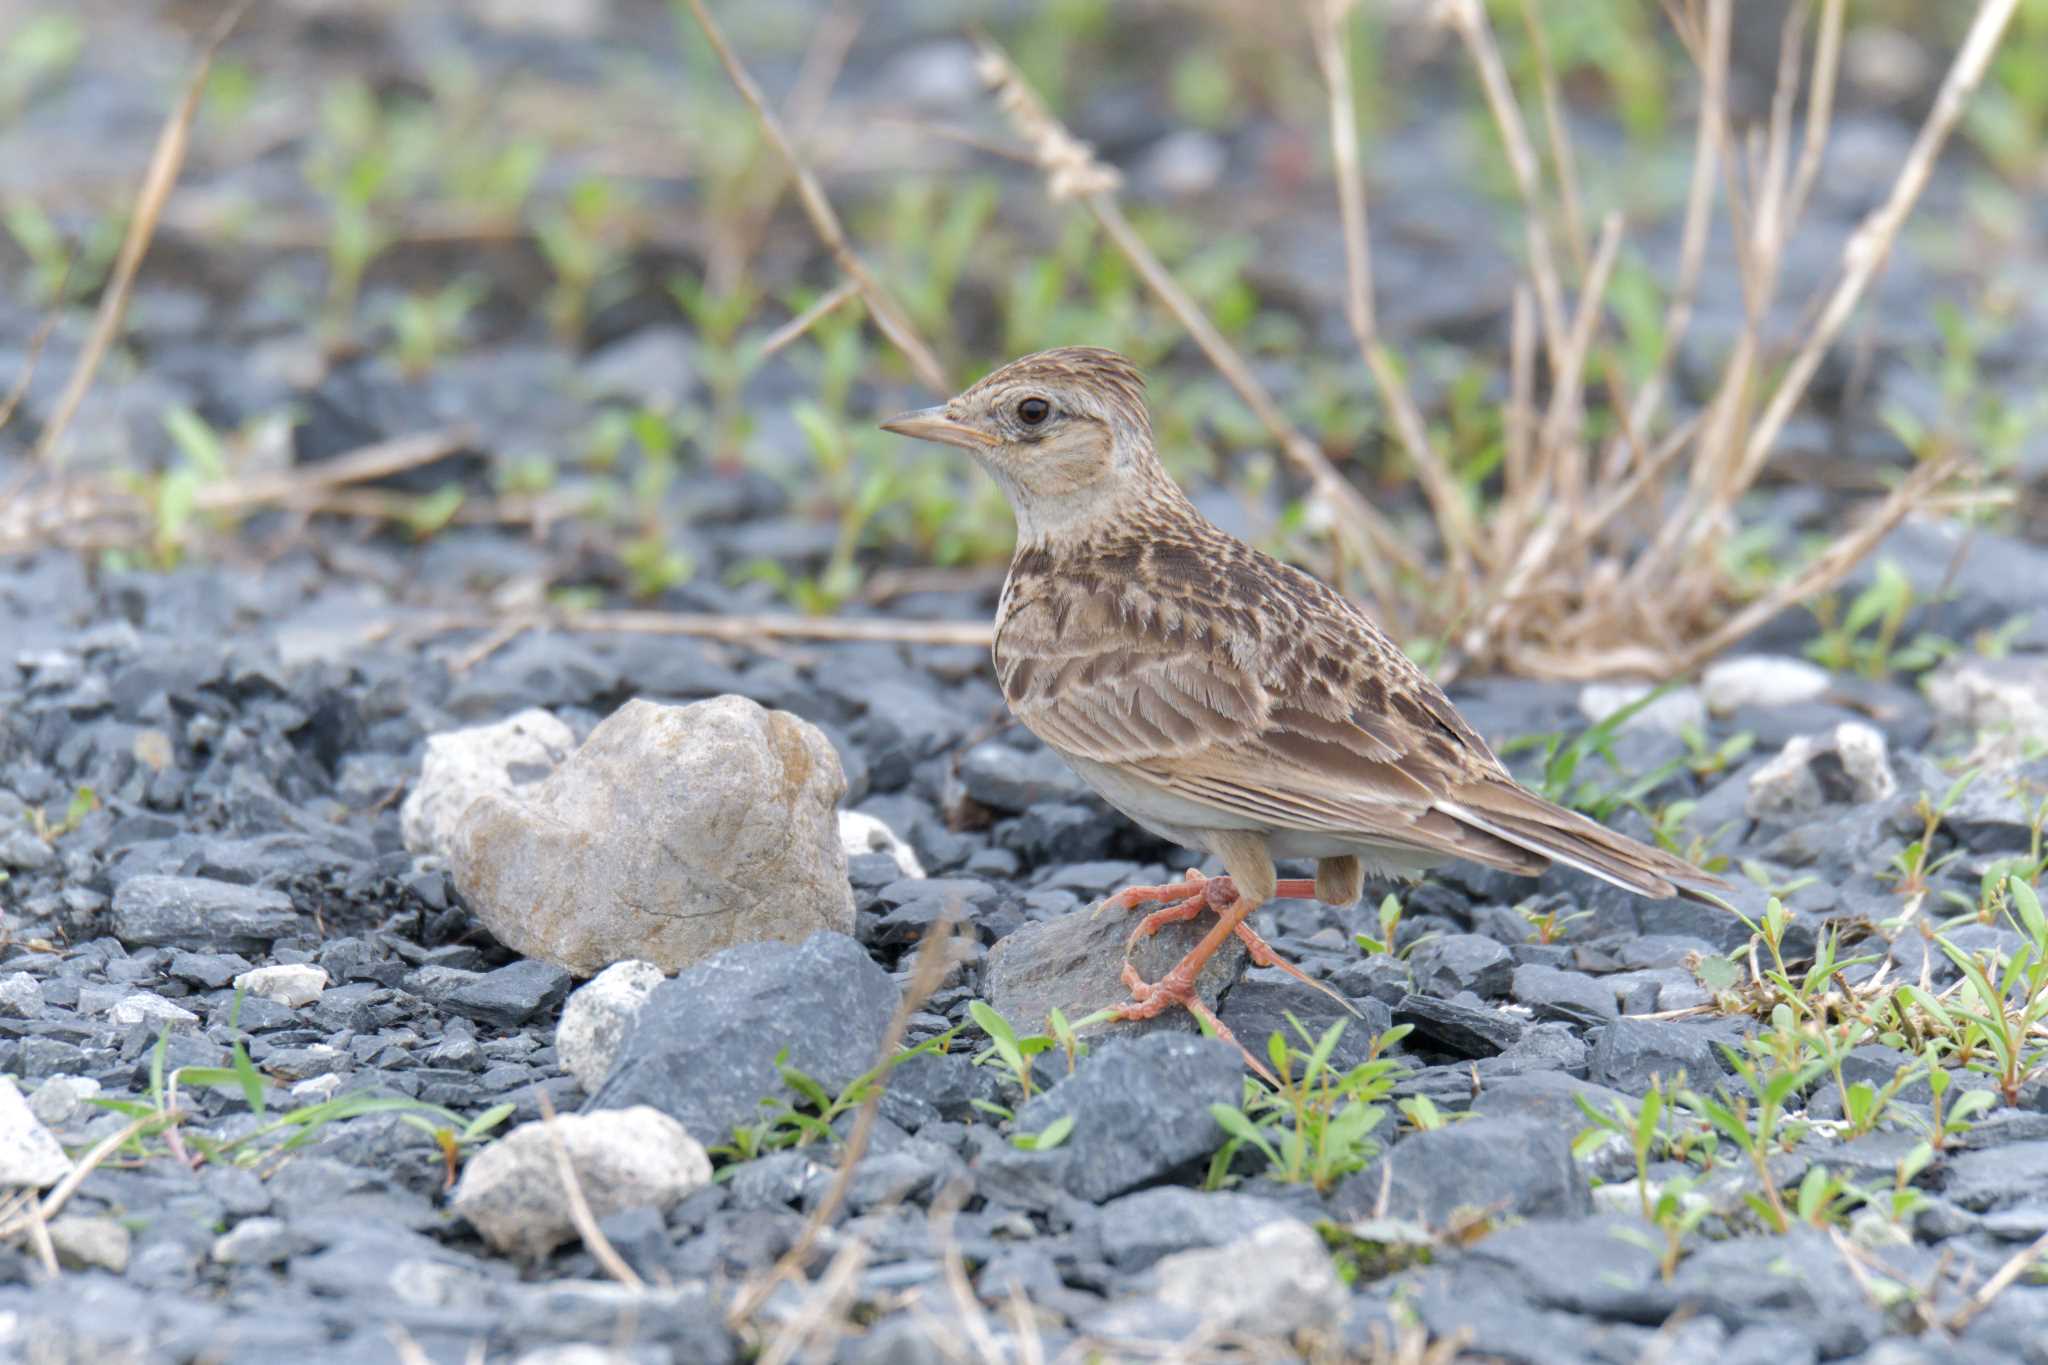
<box><xmin>232</xmin><ymin>963</ymin><xmax>329</xmax><ymax>1009</ymax></box>
<box><xmin>27</xmin><ymin>1076</ymin><xmax>100</xmax><ymax>1128</ymax></box>
<box><xmin>290</xmin><ymin>1074</ymin><xmax>343</xmax><ymax>1104</ymax></box>
<box><xmin>1701</xmin><ymin>655</ymin><xmax>1830</xmax><ymax>713</ymax></box>
<box><xmin>109</xmin><ymin>992</ymin><xmax>199</xmax><ymax>1029</ymax></box>
<box><xmin>0</xmin><ymin>972</ymin><xmax>43</xmax><ymax>1020</ymax></box>
<box><xmin>1578</xmin><ymin>681</ymin><xmax>1707</xmax><ymax>735</ymax></box>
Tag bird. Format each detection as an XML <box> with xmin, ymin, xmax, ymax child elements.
<box><xmin>881</xmin><ymin>346</ymin><xmax>1724</xmax><ymax>1053</ymax></box>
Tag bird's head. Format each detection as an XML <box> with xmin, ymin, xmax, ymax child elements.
<box><xmin>880</xmin><ymin>347</ymin><xmax>1173</xmax><ymax>542</ymax></box>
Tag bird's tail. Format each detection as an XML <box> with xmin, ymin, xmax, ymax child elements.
<box><xmin>1436</xmin><ymin>778</ymin><xmax>1729</xmax><ymax>903</ymax></box>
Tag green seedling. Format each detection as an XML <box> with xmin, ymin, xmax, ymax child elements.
<box><xmin>1205</xmin><ymin>1017</ymin><xmax>1410</xmax><ymax>1193</ymax></box>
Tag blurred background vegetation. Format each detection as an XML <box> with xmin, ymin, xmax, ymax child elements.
<box><xmin>0</xmin><ymin>0</ymin><xmax>2041</xmax><ymax>674</ymax></box>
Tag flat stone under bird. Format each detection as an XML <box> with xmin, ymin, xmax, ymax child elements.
<box><xmin>883</xmin><ymin>347</ymin><xmax>1725</xmax><ymax>1053</ymax></box>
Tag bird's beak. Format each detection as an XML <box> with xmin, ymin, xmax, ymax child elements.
<box><xmin>879</xmin><ymin>406</ymin><xmax>996</xmax><ymax>450</ymax></box>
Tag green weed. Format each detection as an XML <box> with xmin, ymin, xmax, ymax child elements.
<box><xmin>1204</xmin><ymin>1017</ymin><xmax>1410</xmax><ymax>1193</ymax></box>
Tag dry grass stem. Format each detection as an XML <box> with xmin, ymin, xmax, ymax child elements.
<box><xmin>1437</xmin><ymin>0</ymin><xmax>1568</xmax><ymax>360</ymax></box>
<box><xmin>0</xmin><ymin>291</ymin><xmax>68</xmax><ymax>441</ymax></box>
<box><xmin>758</xmin><ymin>279</ymin><xmax>861</xmax><ymax>361</ymax></box>
<box><xmin>1518</xmin><ymin>0</ymin><xmax>1589</xmax><ymax>275</ymax></box>
<box><xmin>197</xmin><ymin>428</ymin><xmax>473</xmax><ymax>511</ymax></box>
<box><xmin>21</xmin><ymin>1194</ymin><xmax>57</xmax><ymax>1279</ymax></box>
<box><xmin>1537</xmin><ymin>211</ymin><xmax>1624</xmax><ymax>521</ymax></box>
<box><xmin>0</xmin><ymin>427</ymin><xmax>474</xmax><ymax>559</ymax></box>
<box><xmin>35</xmin><ymin>2</ymin><xmax>249</xmax><ymax>467</ymax></box>
<box><xmin>756</xmin><ymin>1235</ymin><xmax>872</xmax><ymax>1365</ymax></box>
<box><xmin>1314</xmin><ymin>0</ymin><xmax>1478</xmax><ymax>579</ymax></box>
<box><xmin>1668</xmin><ymin>457</ymin><xmax>1957</xmax><ymax>676</ymax></box>
<box><xmin>535</xmin><ymin>607</ymin><xmax>990</xmax><ymax>650</ymax></box>
<box><xmin>682</xmin><ymin>0</ymin><xmax>951</xmax><ymax>395</ymax></box>
<box><xmin>935</xmin><ymin>1185</ymin><xmax>1008</xmax><ymax>1363</ymax></box>
<box><xmin>1786</xmin><ymin>0</ymin><xmax>1847</xmax><ymax>229</ymax></box>
<box><xmin>1407</xmin><ymin>0</ymin><xmax>2011</xmax><ymax>679</ymax></box>
<box><xmin>732</xmin><ymin>917</ymin><xmax>961</xmax><ymax>1340</ymax></box>
<box><xmin>0</xmin><ymin>1114</ymin><xmax>157</xmax><ymax>1245</ymax></box>
<box><xmin>971</xmin><ymin>33</ymin><xmax>1416</xmax><ymax>623</ymax></box>
<box><xmin>1734</xmin><ymin>0</ymin><xmax>2018</xmax><ymax>489</ymax></box>
<box><xmin>534</xmin><ymin>1087</ymin><xmax>645</xmax><ymax>1291</ymax></box>
<box><xmin>1622</xmin><ymin>0</ymin><xmax>1727</xmax><ymax>447</ymax></box>
<box><xmin>1948</xmin><ymin>1228</ymin><xmax>2048</xmax><ymax>1332</ymax></box>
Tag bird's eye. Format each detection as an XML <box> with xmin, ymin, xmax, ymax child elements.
<box><xmin>1016</xmin><ymin>397</ymin><xmax>1051</xmax><ymax>426</ymax></box>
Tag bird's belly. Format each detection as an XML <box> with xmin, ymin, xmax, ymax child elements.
<box><xmin>1054</xmin><ymin>753</ymin><xmax>1449</xmax><ymax>880</ymax></box>
<box><xmin>1055</xmin><ymin>753</ymin><xmax>1263</xmax><ymax>851</ymax></box>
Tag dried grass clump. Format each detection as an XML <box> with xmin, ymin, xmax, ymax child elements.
<box><xmin>973</xmin><ymin>0</ymin><xmax>2017</xmax><ymax>680</ymax></box>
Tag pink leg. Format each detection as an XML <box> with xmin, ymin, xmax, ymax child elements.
<box><xmin>1117</xmin><ymin>873</ymin><xmax>1360</xmax><ymax>1019</ymax></box>
<box><xmin>1112</xmin><ymin>961</ymin><xmax>1280</xmax><ymax>1086</ymax></box>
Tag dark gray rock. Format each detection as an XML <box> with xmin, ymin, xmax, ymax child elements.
<box><xmin>984</xmin><ymin>906</ymin><xmax>1247</xmax><ymax>1041</ymax></box>
<box><xmin>1392</xmin><ymin>992</ymin><xmax>1525</xmax><ymax>1056</ymax></box>
<box><xmin>1331</xmin><ymin>1116</ymin><xmax>1589</xmax><ymax>1225</ymax></box>
<box><xmin>1588</xmin><ymin>1016</ymin><xmax>1724</xmax><ymax>1093</ymax></box>
<box><xmin>1216</xmin><ymin>967</ymin><xmax>1392</xmax><ymax>1069</ymax></box>
<box><xmin>1409</xmin><ymin>934</ymin><xmax>1514</xmax><ymax>999</ymax></box>
<box><xmin>1471</xmin><ymin>1070</ymin><xmax>1636</xmax><ymax>1139</ymax></box>
<box><xmin>1405</xmin><ymin>1265</ymin><xmax>1692</xmax><ymax>1365</ymax></box>
<box><xmin>859</xmin><ymin>681</ymin><xmax>970</xmax><ymax>790</ymax></box>
<box><xmin>1512</xmin><ymin>962</ymin><xmax>1617</xmax><ymax>1026</ymax></box>
<box><xmin>109</xmin><ymin>876</ymin><xmax>301</xmax><ymax>951</ymax></box>
<box><xmin>1483</xmin><ymin>1020</ymin><xmax>1591</xmax><ymax>1078</ymax></box>
<box><xmin>440</xmin><ymin>958</ymin><xmax>572</xmax><ymax>1027</ymax></box>
<box><xmin>1461</xmin><ymin>1213</ymin><xmax>1670</xmax><ymax>1317</ymax></box>
<box><xmin>1002</xmin><ymin>1033</ymin><xmax>1241</xmax><ymax>1203</ymax></box>
<box><xmin>1093</xmin><ymin>1186</ymin><xmax>1304</xmax><ymax>1271</ymax></box>
<box><xmin>885</xmin><ymin>1049</ymin><xmax>1004</xmax><ymax>1124</ymax></box>
<box><xmin>957</xmin><ymin>741</ymin><xmax>1090</xmax><ymax>812</ymax></box>
<box><xmin>1940</xmin><ymin>1140</ymin><xmax>2048</xmax><ymax>1212</ymax></box>
<box><xmin>587</xmin><ymin>932</ymin><xmax>898</xmax><ymax>1142</ymax></box>
<box><xmin>726</xmin><ymin>1150</ymin><xmax>829</xmax><ymax>1210</ymax></box>
<box><xmin>998</xmin><ymin>802</ymin><xmax>1118</xmax><ymax>864</ymax></box>
<box><xmin>1668</xmin><ymin>1228</ymin><xmax>1882</xmax><ymax>1356</ymax></box>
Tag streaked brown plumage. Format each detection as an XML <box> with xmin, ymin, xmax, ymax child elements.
<box><xmin>883</xmin><ymin>347</ymin><xmax>1722</xmax><ymax>1045</ymax></box>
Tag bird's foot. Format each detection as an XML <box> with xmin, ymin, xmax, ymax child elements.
<box><xmin>1107</xmin><ymin>960</ymin><xmax>1279</xmax><ymax>1086</ymax></box>
<box><xmin>1231</xmin><ymin>920</ymin><xmax>1363</xmax><ymax>1020</ymax></box>
<box><xmin>1092</xmin><ymin>869</ymin><xmax>1216</xmax><ymax>920</ymax></box>
<box><xmin>1101</xmin><ymin>870</ymin><xmax>1320</xmax><ymax>935</ymax></box>
<box><xmin>1112</xmin><ymin>874</ymin><xmax>1359</xmax><ymax>1020</ymax></box>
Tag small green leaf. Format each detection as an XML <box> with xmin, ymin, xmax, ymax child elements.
<box><xmin>463</xmin><ymin>1102</ymin><xmax>516</xmax><ymax>1141</ymax></box>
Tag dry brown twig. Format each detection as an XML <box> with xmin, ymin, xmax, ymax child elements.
<box><xmin>534</xmin><ymin>1087</ymin><xmax>646</xmax><ymax>1291</ymax></box>
<box><xmin>0</xmin><ymin>427</ymin><xmax>475</xmax><ymax>559</ymax></box>
<box><xmin>35</xmin><ymin>1</ymin><xmax>250</xmax><ymax>467</ymax></box>
<box><xmin>0</xmin><ymin>1113</ymin><xmax>159</xmax><ymax>1248</ymax></box>
<box><xmin>682</xmin><ymin>0</ymin><xmax>951</xmax><ymax>395</ymax></box>
<box><xmin>425</xmin><ymin>606</ymin><xmax>993</xmax><ymax>656</ymax></box>
<box><xmin>757</xmin><ymin>278</ymin><xmax>861</xmax><ymax>361</ymax></box>
<box><xmin>1312</xmin><ymin>0</ymin><xmax>1478</xmax><ymax>581</ymax></box>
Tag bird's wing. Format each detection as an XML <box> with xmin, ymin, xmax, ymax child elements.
<box><xmin>994</xmin><ymin>556</ymin><xmax>1543</xmax><ymax>871</ymax></box>
<box><xmin>996</xmin><ymin>536</ymin><xmax>1724</xmax><ymax>899</ymax></box>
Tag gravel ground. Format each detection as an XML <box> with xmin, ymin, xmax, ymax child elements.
<box><xmin>2</xmin><ymin>524</ymin><xmax>2048</xmax><ymax>1363</ymax></box>
<box><xmin>3</xmin><ymin>3</ymin><xmax>2048</xmax><ymax>1362</ymax></box>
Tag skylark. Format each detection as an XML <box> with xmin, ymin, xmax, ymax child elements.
<box><xmin>884</xmin><ymin>347</ymin><xmax>1723</xmax><ymax>1045</ymax></box>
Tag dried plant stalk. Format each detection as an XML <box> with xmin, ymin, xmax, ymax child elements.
<box><xmin>682</xmin><ymin>0</ymin><xmax>951</xmax><ymax>395</ymax></box>
<box><xmin>1438</xmin><ymin>0</ymin><xmax>1569</xmax><ymax>360</ymax></box>
<box><xmin>1432</xmin><ymin>0</ymin><xmax>2013</xmax><ymax>678</ymax></box>
<box><xmin>36</xmin><ymin>2</ymin><xmax>249</xmax><ymax>466</ymax></box>
<box><xmin>534</xmin><ymin>1088</ymin><xmax>645</xmax><ymax>1291</ymax></box>
<box><xmin>1735</xmin><ymin>0</ymin><xmax>2017</xmax><ymax>487</ymax></box>
<box><xmin>1313</xmin><ymin>0</ymin><xmax>1479</xmax><ymax>579</ymax></box>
